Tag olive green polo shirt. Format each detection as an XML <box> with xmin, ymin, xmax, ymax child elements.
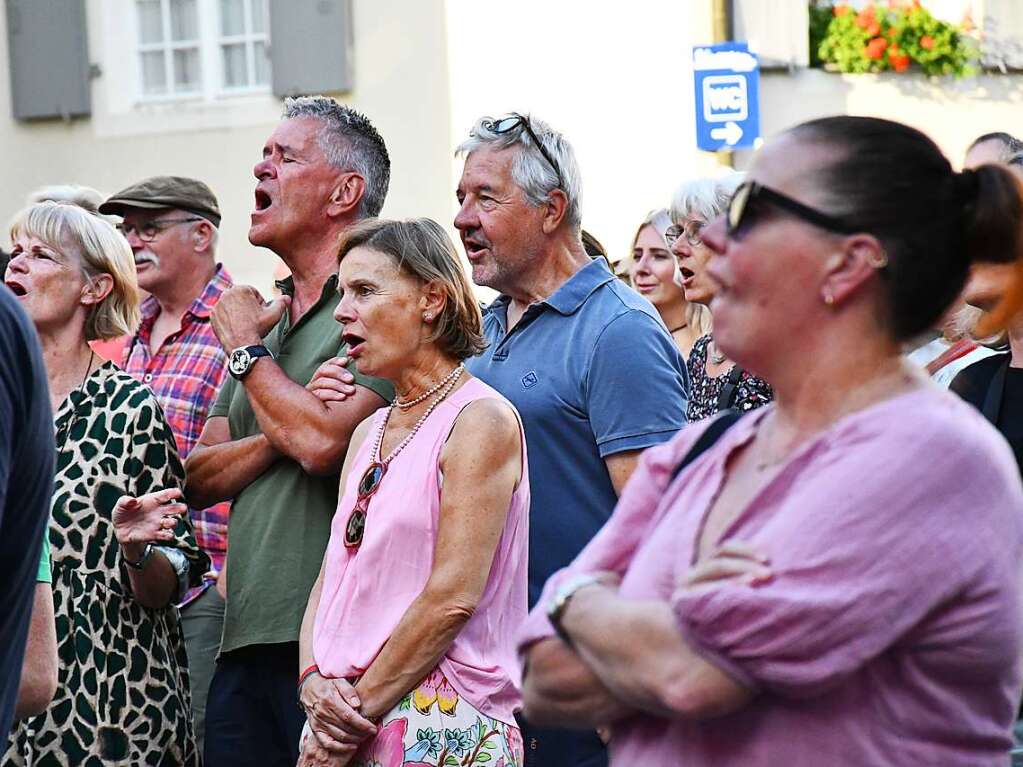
<box><xmin>210</xmin><ymin>274</ymin><xmax>393</xmax><ymax>654</ymax></box>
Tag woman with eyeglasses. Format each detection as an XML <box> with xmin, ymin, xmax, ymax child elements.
<box><xmin>517</xmin><ymin>116</ymin><xmax>1023</xmax><ymax>766</ymax></box>
<box><xmin>295</xmin><ymin>218</ymin><xmax>527</xmax><ymax>767</ymax></box>
<box><xmin>627</xmin><ymin>209</ymin><xmax>709</xmax><ymax>360</ymax></box>
<box><xmin>2</xmin><ymin>202</ymin><xmax>208</xmax><ymax>766</ymax></box>
<box><xmin>667</xmin><ymin>174</ymin><xmax>773</xmax><ymax>420</ymax></box>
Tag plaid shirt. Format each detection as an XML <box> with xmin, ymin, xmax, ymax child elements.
<box><xmin>124</xmin><ymin>264</ymin><xmax>233</xmax><ymax>603</ymax></box>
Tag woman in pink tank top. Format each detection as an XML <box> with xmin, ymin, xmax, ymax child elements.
<box><xmin>296</xmin><ymin>218</ymin><xmax>528</xmax><ymax>767</ymax></box>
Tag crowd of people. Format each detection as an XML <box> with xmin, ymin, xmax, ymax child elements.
<box><xmin>2</xmin><ymin>94</ymin><xmax>1023</xmax><ymax>767</ymax></box>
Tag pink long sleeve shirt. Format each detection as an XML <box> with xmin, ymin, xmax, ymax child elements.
<box><xmin>519</xmin><ymin>387</ymin><xmax>1023</xmax><ymax>766</ymax></box>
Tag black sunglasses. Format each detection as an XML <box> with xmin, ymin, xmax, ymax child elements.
<box><xmin>727</xmin><ymin>181</ymin><xmax>860</xmax><ymax>238</ymax></box>
<box><xmin>483</xmin><ymin>113</ymin><xmax>564</xmax><ymax>190</ymax></box>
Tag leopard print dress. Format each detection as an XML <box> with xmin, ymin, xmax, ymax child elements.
<box><xmin>4</xmin><ymin>361</ymin><xmax>209</xmax><ymax>767</ymax></box>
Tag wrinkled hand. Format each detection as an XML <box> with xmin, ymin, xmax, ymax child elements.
<box><xmin>297</xmin><ymin>721</ymin><xmax>355</xmax><ymax>766</ymax></box>
<box><xmin>211</xmin><ymin>285</ymin><xmax>290</xmax><ymax>350</ymax></box>
<box><xmin>682</xmin><ymin>540</ymin><xmax>772</xmax><ymax>591</ymax></box>
<box><xmin>300</xmin><ymin>674</ymin><xmax>376</xmax><ymax>753</ymax></box>
<box><xmin>306</xmin><ymin>357</ymin><xmax>357</xmax><ymax>404</ymax></box>
<box><xmin>112</xmin><ymin>488</ymin><xmax>186</xmax><ymax>546</ymax></box>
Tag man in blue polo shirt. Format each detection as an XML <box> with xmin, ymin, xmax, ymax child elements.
<box><xmin>455</xmin><ymin>113</ymin><xmax>689</xmax><ymax>767</ymax></box>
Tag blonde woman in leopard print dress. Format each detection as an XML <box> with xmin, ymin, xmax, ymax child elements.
<box><xmin>3</xmin><ymin>202</ymin><xmax>208</xmax><ymax>766</ymax></box>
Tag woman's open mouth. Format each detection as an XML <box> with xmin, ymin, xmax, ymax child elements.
<box><xmin>342</xmin><ymin>331</ymin><xmax>366</xmax><ymax>357</ymax></box>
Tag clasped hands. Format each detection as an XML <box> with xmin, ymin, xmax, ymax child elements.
<box><xmin>298</xmin><ymin>674</ymin><xmax>377</xmax><ymax>766</ymax></box>
<box><xmin>211</xmin><ymin>285</ymin><xmax>291</xmax><ymax>350</ymax></box>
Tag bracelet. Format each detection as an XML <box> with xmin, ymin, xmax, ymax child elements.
<box><xmin>123</xmin><ymin>543</ymin><xmax>154</xmax><ymax>571</ymax></box>
<box><xmin>297</xmin><ymin>664</ymin><xmax>320</xmax><ymax>694</ymax></box>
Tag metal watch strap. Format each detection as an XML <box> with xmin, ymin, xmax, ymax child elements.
<box><xmin>548</xmin><ymin>574</ymin><xmax>603</xmax><ymax>645</ymax></box>
<box><xmin>124</xmin><ymin>542</ymin><xmax>154</xmax><ymax>570</ymax></box>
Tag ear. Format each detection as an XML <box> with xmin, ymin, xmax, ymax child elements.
<box><xmin>540</xmin><ymin>188</ymin><xmax>570</xmax><ymax>235</ymax></box>
<box><xmin>192</xmin><ymin>220</ymin><xmax>215</xmax><ymax>254</ymax></box>
<box><xmin>327</xmin><ymin>172</ymin><xmax>367</xmax><ymax>219</ymax></box>
<box><xmin>81</xmin><ymin>273</ymin><xmax>114</xmax><ymax>307</ymax></box>
<box><xmin>418</xmin><ymin>280</ymin><xmax>448</xmax><ymax>323</ymax></box>
<box><xmin>821</xmin><ymin>234</ymin><xmax>886</xmax><ymax>307</ymax></box>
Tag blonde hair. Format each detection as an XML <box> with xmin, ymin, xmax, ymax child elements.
<box><xmin>10</xmin><ymin>201</ymin><xmax>140</xmax><ymax>341</ymax></box>
<box><xmin>337</xmin><ymin>218</ymin><xmax>486</xmax><ymax>359</ymax></box>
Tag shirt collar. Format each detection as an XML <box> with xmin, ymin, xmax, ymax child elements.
<box><xmin>539</xmin><ymin>258</ymin><xmax>615</xmax><ymax>315</ymax></box>
<box><xmin>138</xmin><ymin>263</ymin><xmax>233</xmax><ymax>324</ymax></box>
<box><xmin>274</xmin><ymin>273</ymin><xmax>339</xmax><ymax>302</ymax></box>
<box><xmin>186</xmin><ymin>264</ymin><xmax>233</xmax><ymax>320</ymax></box>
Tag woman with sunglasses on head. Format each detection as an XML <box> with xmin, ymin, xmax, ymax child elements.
<box><xmin>627</xmin><ymin>209</ymin><xmax>709</xmax><ymax>360</ymax></box>
<box><xmin>2</xmin><ymin>202</ymin><xmax>208</xmax><ymax>766</ymax></box>
<box><xmin>517</xmin><ymin>116</ymin><xmax>1023</xmax><ymax>766</ymax></box>
<box><xmin>668</xmin><ymin>174</ymin><xmax>774</xmax><ymax>420</ymax></box>
<box><xmin>296</xmin><ymin>218</ymin><xmax>528</xmax><ymax>767</ymax></box>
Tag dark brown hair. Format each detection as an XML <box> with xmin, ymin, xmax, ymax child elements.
<box><xmin>337</xmin><ymin>218</ymin><xmax>486</xmax><ymax>359</ymax></box>
<box><xmin>789</xmin><ymin>116</ymin><xmax>1023</xmax><ymax>340</ymax></box>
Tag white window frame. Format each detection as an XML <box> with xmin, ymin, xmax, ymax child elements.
<box><xmin>132</xmin><ymin>0</ymin><xmax>270</xmax><ymax>104</ymax></box>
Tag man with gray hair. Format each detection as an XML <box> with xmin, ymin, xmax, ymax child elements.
<box><xmin>455</xmin><ymin>113</ymin><xmax>689</xmax><ymax>767</ymax></box>
<box><xmin>186</xmin><ymin>96</ymin><xmax>394</xmax><ymax>767</ymax></box>
<box><xmin>964</xmin><ymin>131</ymin><xmax>1023</xmax><ymax>169</ymax></box>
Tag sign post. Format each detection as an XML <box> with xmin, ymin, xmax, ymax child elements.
<box><xmin>693</xmin><ymin>42</ymin><xmax>761</xmax><ymax>152</ymax></box>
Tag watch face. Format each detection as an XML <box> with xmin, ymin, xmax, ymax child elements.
<box><xmin>229</xmin><ymin>349</ymin><xmax>252</xmax><ymax>376</ymax></box>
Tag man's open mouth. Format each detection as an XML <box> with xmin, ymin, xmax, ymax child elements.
<box><xmin>5</xmin><ymin>280</ymin><xmax>26</xmax><ymax>296</ymax></box>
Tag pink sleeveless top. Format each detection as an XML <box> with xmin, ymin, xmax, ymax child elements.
<box><xmin>312</xmin><ymin>376</ymin><xmax>529</xmax><ymax>725</ymax></box>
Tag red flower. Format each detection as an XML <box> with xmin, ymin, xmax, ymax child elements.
<box><xmin>834</xmin><ymin>4</ymin><xmax>850</xmax><ymax>17</ymax></box>
<box><xmin>920</xmin><ymin>35</ymin><xmax>935</xmax><ymax>50</ymax></box>
<box><xmin>866</xmin><ymin>21</ymin><xmax>881</xmax><ymax>37</ymax></box>
<box><xmin>855</xmin><ymin>5</ymin><xmax>876</xmax><ymax>29</ymax></box>
<box><xmin>889</xmin><ymin>49</ymin><xmax>911</xmax><ymax>71</ymax></box>
<box><xmin>865</xmin><ymin>37</ymin><xmax>888</xmax><ymax>60</ymax></box>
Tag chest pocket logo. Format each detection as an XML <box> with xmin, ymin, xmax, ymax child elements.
<box><xmin>521</xmin><ymin>371</ymin><xmax>538</xmax><ymax>389</ymax></box>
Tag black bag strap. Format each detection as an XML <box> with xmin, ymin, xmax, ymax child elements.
<box><xmin>716</xmin><ymin>365</ymin><xmax>745</xmax><ymax>412</ymax></box>
<box><xmin>670</xmin><ymin>411</ymin><xmax>743</xmax><ymax>482</ymax></box>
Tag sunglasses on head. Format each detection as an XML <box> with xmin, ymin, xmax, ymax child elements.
<box><xmin>727</xmin><ymin>181</ymin><xmax>861</xmax><ymax>239</ymax></box>
<box><xmin>483</xmin><ymin>113</ymin><xmax>564</xmax><ymax>191</ymax></box>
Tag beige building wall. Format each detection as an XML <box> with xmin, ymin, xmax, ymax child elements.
<box><xmin>759</xmin><ymin>68</ymin><xmax>1023</xmax><ymax>169</ymax></box>
<box><xmin>444</xmin><ymin>0</ymin><xmax>717</xmax><ymax>270</ymax></box>
<box><xmin>0</xmin><ymin>0</ymin><xmax>454</xmax><ymax>293</ymax></box>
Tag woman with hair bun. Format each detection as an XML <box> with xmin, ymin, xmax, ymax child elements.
<box><xmin>518</xmin><ymin>116</ymin><xmax>1023</xmax><ymax>766</ymax></box>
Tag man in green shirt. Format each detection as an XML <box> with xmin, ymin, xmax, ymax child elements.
<box><xmin>185</xmin><ymin>96</ymin><xmax>393</xmax><ymax>767</ymax></box>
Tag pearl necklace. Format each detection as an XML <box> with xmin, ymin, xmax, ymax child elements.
<box><xmin>394</xmin><ymin>363</ymin><xmax>465</xmax><ymax>410</ymax></box>
<box><xmin>374</xmin><ymin>364</ymin><xmax>464</xmax><ymax>465</ymax></box>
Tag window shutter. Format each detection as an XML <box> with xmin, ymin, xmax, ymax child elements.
<box><xmin>5</xmin><ymin>0</ymin><xmax>91</xmax><ymax>120</ymax></box>
<box><xmin>733</xmin><ymin>0</ymin><xmax>809</xmax><ymax>69</ymax></box>
<box><xmin>268</xmin><ymin>0</ymin><xmax>353</xmax><ymax>97</ymax></box>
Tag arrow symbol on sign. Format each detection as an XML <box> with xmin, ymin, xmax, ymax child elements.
<box><xmin>710</xmin><ymin>121</ymin><xmax>744</xmax><ymax>146</ymax></box>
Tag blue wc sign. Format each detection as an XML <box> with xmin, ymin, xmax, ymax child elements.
<box><xmin>693</xmin><ymin>42</ymin><xmax>761</xmax><ymax>151</ymax></box>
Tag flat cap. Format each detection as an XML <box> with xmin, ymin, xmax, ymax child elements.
<box><xmin>99</xmin><ymin>175</ymin><xmax>221</xmax><ymax>227</ymax></box>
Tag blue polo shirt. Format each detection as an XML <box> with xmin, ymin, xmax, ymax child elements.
<box><xmin>466</xmin><ymin>258</ymin><xmax>689</xmax><ymax>606</ymax></box>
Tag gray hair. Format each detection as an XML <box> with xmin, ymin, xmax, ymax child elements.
<box><xmin>283</xmin><ymin>96</ymin><xmax>391</xmax><ymax>218</ymax></box>
<box><xmin>456</xmin><ymin>113</ymin><xmax>583</xmax><ymax>229</ymax></box>
<box><xmin>28</xmin><ymin>184</ymin><xmax>105</xmax><ymax>215</ymax></box>
<box><xmin>669</xmin><ymin>172</ymin><xmax>744</xmax><ymax>224</ymax></box>
<box><xmin>968</xmin><ymin>132</ymin><xmax>1023</xmax><ymax>163</ymax></box>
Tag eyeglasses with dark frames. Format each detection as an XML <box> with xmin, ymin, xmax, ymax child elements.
<box><xmin>483</xmin><ymin>113</ymin><xmax>564</xmax><ymax>191</ymax></box>
<box><xmin>727</xmin><ymin>181</ymin><xmax>860</xmax><ymax>238</ymax></box>
<box><xmin>115</xmin><ymin>217</ymin><xmax>203</xmax><ymax>243</ymax></box>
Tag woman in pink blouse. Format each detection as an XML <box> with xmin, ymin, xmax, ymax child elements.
<box><xmin>518</xmin><ymin>116</ymin><xmax>1023</xmax><ymax>766</ymax></box>
<box><xmin>296</xmin><ymin>218</ymin><xmax>528</xmax><ymax>767</ymax></box>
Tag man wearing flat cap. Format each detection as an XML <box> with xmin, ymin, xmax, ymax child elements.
<box><xmin>99</xmin><ymin>175</ymin><xmax>233</xmax><ymax>753</ymax></box>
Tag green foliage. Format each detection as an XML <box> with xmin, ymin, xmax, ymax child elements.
<box><xmin>810</xmin><ymin>1</ymin><xmax>978</xmax><ymax>77</ymax></box>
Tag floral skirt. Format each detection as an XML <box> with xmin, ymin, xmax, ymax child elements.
<box><xmin>308</xmin><ymin>667</ymin><xmax>523</xmax><ymax>767</ymax></box>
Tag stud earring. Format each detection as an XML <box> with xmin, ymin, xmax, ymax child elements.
<box><xmin>823</xmin><ymin>291</ymin><xmax>835</xmax><ymax>306</ymax></box>
<box><xmin>423</xmin><ymin>312</ymin><xmax>433</xmax><ymax>322</ymax></box>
